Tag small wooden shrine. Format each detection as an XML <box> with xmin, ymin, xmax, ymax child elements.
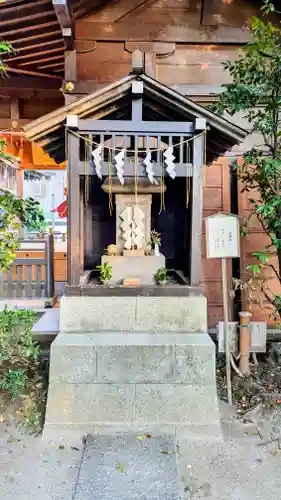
<box><xmin>24</xmin><ymin>55</ymin><xmax>248</xmax><ymax>440</ymax></box>
<box><xmin>24</xmin><ymin>53</ymin><xmax>246</xmax><ymax>291</ymax></box>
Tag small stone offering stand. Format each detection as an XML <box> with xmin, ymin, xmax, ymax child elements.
<box><xmin>24</xmin><ymin>52</ymin><xmax>247</xmax><ymax>441</ymax></box>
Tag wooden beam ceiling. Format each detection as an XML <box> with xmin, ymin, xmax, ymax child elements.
<box><xmin>0</xmin><ymin>0</ymin><xmax>110</xmax><ymax>80</ymax></box>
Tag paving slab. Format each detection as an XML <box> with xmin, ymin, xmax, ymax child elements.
<box><xmin>2</xmin><ymin>420</ymin><xmax>281</xmax><ymax>500</ymax></box>
<box><xmin>74</xmin><ymin>434</ymin><xmax>182</xmax><ymax>500</ymax></box>
<box><xmin>0</xmin><ymin>424</ymin><xmax>83</xmax><ymax>500</ymax></box>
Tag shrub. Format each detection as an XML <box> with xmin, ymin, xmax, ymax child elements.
<box><xmin>0</xmin><ymin>308</ymin><xmax>46</xmax><ymax>432</ymax></box>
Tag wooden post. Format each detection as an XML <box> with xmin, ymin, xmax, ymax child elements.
<box><xmin>131</xmin><ymin>80</ymin><xmax>143</xmax><ymax>122</ymax></box>
<box><xmin>46</xmin><ymin>230</ymin><xmax>55</xmax><ymax>299</ymax></box>
<box><xmin>239</xmin><ymin>311</ymin><xmax>251</xmax><ymax>375</ymax></box>
<box><xmin>190</xmin><ymin>132</ymin><xmax>205</xmax><ymax>286</ymax></box>
<box><xmin>64</xmin><ymin>50</ymin><xmax>77</xmax><ymax>105</ymax></box>
<box><xmin>67</xmin><ymin>122</ymin><xmax>82</xmax><ymax>285</ymax></box>
<box><xmin>10</xmin><ymin>97</ymin><xmax>20</xmax><ymax>129</ymax></box>
<box><xmin>144</xmin><ymin>51</ymin><xmax>156</xmax><ymax>78</ymax></box>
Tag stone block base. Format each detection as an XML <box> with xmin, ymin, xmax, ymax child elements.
<box><xmin>44</xmin><ymin>332</ymin><xmax>221</xmax><ymax>441</ymax></box>
<box><xmin>60</xmin><ymin>295</ymin><xmax>208</xmax><ymax>333</ymax></box>
<box><xmin>101</xmin><ymin>254</ymin><xmax>165</xmax><ymax>285</ymax></box>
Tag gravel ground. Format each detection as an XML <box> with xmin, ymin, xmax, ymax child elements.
<box><xmin>2</xmin><ymin>405</ymin><xmax>281</xmax><ymax>500</ymax></box>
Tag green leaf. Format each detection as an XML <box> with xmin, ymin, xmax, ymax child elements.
<box><xmin>247</xmin><ymin>264</ymin><xmax>261</xmax><ymax>275</ymax></box>
<box><xmin>252</xmin><ymin>251</ymin><xmax>269</xmax><ymax>264</ymax></box>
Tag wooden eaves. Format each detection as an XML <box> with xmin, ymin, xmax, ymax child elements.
<box><xmin>23</xmin><ymin>72</ymin><xmax>248</xmax><ymax>165</ymax></box>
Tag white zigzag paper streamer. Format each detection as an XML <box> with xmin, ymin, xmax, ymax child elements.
<box><xmin>92</xmin><ymin>145</ymin><xmax>103</xmax><ymax>179</ymax></box>
<box><xmin>143</xmin><ymin>151</ymin><xmax>158</xmax><ymax>185</ymax></box>
<box><xmin>164</xmin><ymin>146</ymin><xmax>176</xmax><ymax>179</ymax></box>
<box><xmin>114</xmin><ymin>149</ymin><xmax>125</xmax><ymax>185</ymax></box>
<box><xmin>132</xmin><ymin>206</ymin><xmax>145</xmax><ymax>249</ymax></box>
<box><xmin>120</xmin><ymin>206</ymin><xmax>133</xmax><ymax>249</ymax></box>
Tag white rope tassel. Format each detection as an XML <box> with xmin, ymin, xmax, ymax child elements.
<box><xmin>114</xmin><ymin>148</ymin><xmax>125</xmax><ymax>185</ymax></box>
<box><xmin>164</xmin><ymin>146</ymin><xmax>176</xmax><ymax>179</ymax></box>
<box><xmin>92</xmin><ymin>144</ymin><xmax>103</xmax><ymax>179</ymax></box>
<box><xmin>143</xmin><ymin>151</ymin><xmax>158</xmax><ymax>185</ymax></box>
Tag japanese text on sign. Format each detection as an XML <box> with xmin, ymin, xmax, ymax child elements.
<box><xmin>206</xmin><ymin>214</ymin><xmax>240</xmax><ymax>259</ymax></box>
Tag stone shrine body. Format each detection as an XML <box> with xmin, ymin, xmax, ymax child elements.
<box><xmin>101</xmin><ymin>178</ymin><xmax>165</xmax><ymax>285</ymax></box>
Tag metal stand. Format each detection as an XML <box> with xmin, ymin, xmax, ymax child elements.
<box><xmin>221</xmin><ymin>257</ymin><xmax>232</xmax><ymax>405</ymax></box>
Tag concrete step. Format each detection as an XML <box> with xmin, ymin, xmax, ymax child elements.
<box><xmin>32</xmin><ymin>308</ymin><xmax>59</xmax><ymax>342</ymax></box>
<box><xmin>44</xmin><ymin>332</ymin><xmax>221</xmax><ymax>442</ymax></box>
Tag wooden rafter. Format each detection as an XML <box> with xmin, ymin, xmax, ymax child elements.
<box><xmin>0</xmin><ymin>0</ymin><xmax>50</xmax><ymax>15</ymax></box>
<box><xmin>1</xmin><ymin>20</ymin><xmax>59</xmax><ymax>38</ymax></box>
<box><xmin>6</xmin><ymin>66</ymin><xmax>62</xmax><ymax>80</ymax></box>
<box><xmin>38</xmin><ymin>62</ymin><xmax>65</xmax><ymax>70</ymax></box>
<box><xmin>19</xmin><ymin>55</ymin><xmax>64</xmax><ymax>67</ymax></box>
<box><xmin>10</xmin><ymin>39</ymin><xmax>64</xmax><ymax>54</ymax></box>
<box><xmin>9</xmin><ymin>30</ymin><xmax>62</xmax><ymax>46</ymax></box>
<box><xmin>8</xmin><ymin>46</ymin><xmax>65</xmax><ymax>63</ymax></box>
<box><xmin>0</xmin><ymin>10</ymin><xmax>56</xmax><ymax>28</ymax></box>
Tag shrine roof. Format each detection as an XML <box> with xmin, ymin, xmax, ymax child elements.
<box><xmin>23</xmin><ymin>72</ymin><xmax>247</xmax><ymax>165</ymax></box>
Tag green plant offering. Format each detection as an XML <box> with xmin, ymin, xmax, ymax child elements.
<box><xmin>155</xmin><ymin>267</ymin><xmax>168</xmax><ymax>285</ymax></box>
<box><xmin>96</xmin><ymin>261</ymin><xmax>113</xmax><ymax>283</ymax></box>
<box><xmin>150</xmin><ymin>229</ymin><xmax>161</xmax><ymax>246</ymax></box>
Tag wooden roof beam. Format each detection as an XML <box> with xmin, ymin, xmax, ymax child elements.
<box><xmin>0</xmin><ymin>0</ymin><xmax>50</xmax><ymax>16</ymax></box>
<box><xmin>6</xmin><ymin>66</ymin><xmax>62</xmax><ymax>80</ymax></box>
<box><xmin>10</xmin><ymin>30</ymin><xmax>62</xmax><ymax>46</ymax></box>
<box><xmin>0</xmin><ymin>10</ymin><xmax>56</xmax><ymax>28</ymax></box>
<box><xmin>52</xmin><ymin>0</ymin><xmax>74</xmax><ymax>50</ymax></box>
<box><xmin>9</xmin><ymin>46</ymin><xmax>65</xmax><ymax>63</ymax></box>
<box><xmin>19</xmin><ymin>55</ymin><xmax>64</xmax><ymax>67</ymax></box>
<box><xmin>1</xmin><ymin>20</ymin><xmax>59</xmax><ymax>38</ymax></box>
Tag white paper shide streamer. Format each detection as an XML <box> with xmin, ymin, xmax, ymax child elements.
<box><xmin>143</xmin><ymin>151</ymin><xmax>158</xmax><ymax>185</ymax></box>
<box><xmin>114</xmin><ymin>148</ymin><xmax>125</xmax><ymax>185</ymax></box>
<box><xmin>92</xmin><ymin>144</ymin><xmax>103</xmax><ymax>179</ymax></box>
<box><xmin>164</xmin><ymin>146</ymin><xmax>176</xmax><ymax>179</ymax></box>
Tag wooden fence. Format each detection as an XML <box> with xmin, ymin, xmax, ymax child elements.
<box><xmin>0</xmin><ymin>233</ymin><xmax>55</xmax><ymax>300</ymax></box>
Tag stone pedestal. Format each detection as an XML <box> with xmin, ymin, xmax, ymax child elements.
<box><xmin>101</xmin><ymin>254</ymin><xmax>165</xmax><ymax>285</ymax></box>
<box><xmin>44</xmin><ymin>295</ymin><xmax>222</xmax><ymax>442</ymax></box>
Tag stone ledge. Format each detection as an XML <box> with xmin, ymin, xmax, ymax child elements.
<box><xmin>60</xmin><ymin>295</ymin><xmax>207</xmax><ymax>333</ymax></box>
<box><xmin>49</xmin><ymin>333</ymin><xmax>216</xmax><ymax>384</ymax></box>
<box><xmin>43</xmin><ymin>423</ymin><xmax>222</xmax><ymax>443</ymax></box>
<box><xmin>52</xmin><ymin>332</ymin><xmax>215</xmax><ymax>346</ymax></box>
<box><xmin>45</xmin><ymin>382</ymin><xmax>219</xmax><ymax>425</ymax></box>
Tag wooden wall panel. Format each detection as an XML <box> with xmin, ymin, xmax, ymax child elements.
<box><xmin>0</xmin><ymin>99</ymin><xmax>11</xmax><ymax>119</ymax></box>
<box><xmin>20</xmin><ymin>98</ymin><xmax>64</xmax><ymax>120</ymax></box>
<box><xmin>201</xmin><ymin>157</ymin><xmax>232</xmax><ymax>327</ymax></box>
<box><xmin>157</xmin><ymin>64</ymin><xmax>231</xmax><ymax>86</ymax></box>
<box><xmin>202</xmin><ymin>155</ymin><xmax>281</xmax><ymax>328</ymax></box>
<box><xmin>75</xmin><ymin>0</ymin><xmax>254</xmax><ymax>43</ymax></box>
<box><xmin>78</xmin><ymin>0</ymin><xmax>200</xmax><ymax>25</ymax></box>
<box><xmin>238</xmin><ymin>171</ymin><xmax>281</xmax><ymax>326</ymax></box>
<box><xmin>202</xmin><ymin>0</ymin><xmax>259</xmax><ymax>27</ymax></box>
<box><xmin>157</xmin><ymin>45</ymin><xmax>238</xmax><ymax>85</ymax></box>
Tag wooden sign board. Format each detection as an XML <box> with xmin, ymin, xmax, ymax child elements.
<box><xmin>206</xmin><ymin>213</ymin><xmax>240</xmax><ymax>259</ymax></box>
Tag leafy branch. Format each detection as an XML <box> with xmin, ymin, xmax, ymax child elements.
<box><xmin>213</xmin><ymin>1</ymin><xmax>281</xmax><ymax>321</ymax></box>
